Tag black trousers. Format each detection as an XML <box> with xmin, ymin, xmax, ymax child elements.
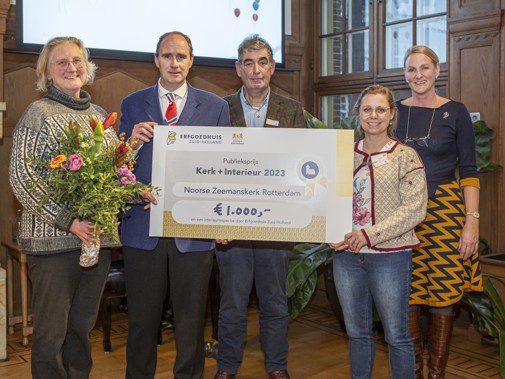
<box><xmin>28</xmin><ymin>249</ymin><xmax>111</xmax><ymax>379</ymax></box>
<box><xmin>123</xmin><ymin>239</ymin><xmax>213</xmax><ymax>379</ymax></box>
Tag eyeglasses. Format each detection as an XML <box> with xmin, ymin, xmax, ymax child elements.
<box><xmin>404</xmin><ymin>136</ymin><xmax>430</xmax><ymax>148</ymax></box>
<box><xmin>52</xmin><ymin>58</ymin><xmax>84</xmax><ymax>70</ymax></box>
<box><xmin>360</xmin><ymin>106</ymin><xmax>390</xmax><ymax>116</ymax></box>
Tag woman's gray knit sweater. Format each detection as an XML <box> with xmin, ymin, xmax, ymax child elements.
<box><xmin>9</xmin><ymin>86</ymin><xmax>120</xmax><ymax>254</ymax></box>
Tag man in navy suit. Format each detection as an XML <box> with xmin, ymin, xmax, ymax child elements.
<box><xmin>118</xmin><ymin>31</ymin><xmax>230</xmax><ymax>379</ymax></box>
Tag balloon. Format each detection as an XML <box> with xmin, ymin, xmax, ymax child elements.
<box><xmin>253</xmin><ymin>2</ymin><xmax>259</xmax><ymax>11</ymax></box>
<box><xmin>253</xmin><ymin>13</ymin><xmax>258</xmax><ymax>21</ymax></box>
<box><xmin>234</xmin><ymin>8</ymin><xmax>240</xmax><ymax>17</ymax></box>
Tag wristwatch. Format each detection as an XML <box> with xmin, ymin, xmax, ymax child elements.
<box><xmin>466</xmin><ymin>211</ymin><xmax>480</xmax><ymax>219</ymax></box>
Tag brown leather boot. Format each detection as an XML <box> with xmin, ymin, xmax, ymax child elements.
<box><xmin>409</xmin><ymin>309</ymin><xmax>424</xmax><ymax>379</ymax></box>
<box><xmin>427</xmin><ymin>312</ymin><xmax>454</xmax><ymax>379</ymax></box>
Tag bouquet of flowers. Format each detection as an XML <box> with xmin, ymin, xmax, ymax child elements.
<box><xmin>34</xmin><ymin>112</ymin><xmax>151</xmax><ymax>267</ymax></box>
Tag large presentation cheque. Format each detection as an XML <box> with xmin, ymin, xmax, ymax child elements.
<box><xmin>149</xmin><ymin>126</ymin><xmax>354</xmax><ymax>243</ymax></box>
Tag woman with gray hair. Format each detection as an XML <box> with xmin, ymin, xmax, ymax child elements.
<box><xmin>9</xmin><ymin>36</ymin><xmax>116</xmax><ymax>379</ymax></box>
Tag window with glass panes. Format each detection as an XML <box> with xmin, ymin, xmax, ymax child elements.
<box><xmin>318</xmin><ymin>0</ymin><xmax>447</xmax><ymax>126</ymax></box>
<box><xmin>320</xmin><ymin>0</ymin><xmax>370</xmax><ymax>76</ymax></box>
<box><xmin>384</xmin><ymin>0</ymin><xmax>447</xmax><ymax>69</ymax></box>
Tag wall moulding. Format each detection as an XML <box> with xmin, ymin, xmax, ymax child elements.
<box><xmin>448</xmin><ymin>11</ymin><xmax>501</xmax><ymax>34</ymax></box>
<box><xmin>453</xmin><ymin>30</ymin><xmax>500</xmax><ymax>43</ymax></box>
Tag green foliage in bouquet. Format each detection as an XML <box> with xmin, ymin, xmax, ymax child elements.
<box><xmin>30</xmin><ymin>112</ymin><xmax>152</xmax><ymax>242</ymax></box>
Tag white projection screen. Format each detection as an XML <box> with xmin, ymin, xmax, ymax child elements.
<box><xmin>15</xmin><ymin>0</ymin><xmax>285</xmax><ymax>66</ymax></box>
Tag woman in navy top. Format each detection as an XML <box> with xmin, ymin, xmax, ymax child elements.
<box><xmin>395</xmin><ymin>45</ymin><xmax>482</xmax><ymax>379</ymax></box>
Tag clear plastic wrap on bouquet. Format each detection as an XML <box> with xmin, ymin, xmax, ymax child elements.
<box><xmin>80</xmin><ymin>240</ymin><xmax>100</xmax><ymax>267</ymax></box>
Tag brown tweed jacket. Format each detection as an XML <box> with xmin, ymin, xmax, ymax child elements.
<box><xmin>224</xmin><ymin>89</ymin><xmax>306</xmax><ymax>128</ymax></box>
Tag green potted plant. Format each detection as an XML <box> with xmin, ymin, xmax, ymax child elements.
<box><xmin>286</xmin><ymin>243</ymin><xmax>332</xmax><ymax>320</ymax></box>
<box><xmin>462</xmin><ymin>274</ymin><xmax>505</xmax><ymax>378</ymax></box>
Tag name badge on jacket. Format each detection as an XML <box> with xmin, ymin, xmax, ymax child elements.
<box><xmin>371</xmin><ymin>153</ymin><xmax>388</xmax><ymax>167</ymax></box>
<box><xmin>266</xmin><ymin>118</ymin><xmax>279</xmax><ymax>126</ymax></box>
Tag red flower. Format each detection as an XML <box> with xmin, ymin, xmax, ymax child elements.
<box><xmin>89</xmin><ymin>115</ymin><xmax>100</xmax><ymax>131</ymax></box>
<box><xmin>89</xmin><ymin>112</ymin><xmax>117</xmax><ymax>131</ymax></box>
<box><xmin>116</xmin><ymin>142</ymin><xmax>129</xmax><ymax>156</ymax></box>
<box><xmin>115</xmin><ymin>142</ymin><xmax>134</xmax><ymax>168</ymax></box>
<box><xmin>103</xmin><ymin>112</ymin><xmax>118</xmax><ymax>129</ymax></box>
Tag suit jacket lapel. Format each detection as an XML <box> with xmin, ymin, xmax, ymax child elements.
<box><xmin>145</xmin><ymin>84</ymin><xmax>164</xmax><ymax>124</ymax></box>
<box><xmin>227</xmin><ymin>90</ymin><xmax>247</xmax><ymax>127</ymax></box>
<box><xmin>178</xmin><ymin>84</ymin><xmax>200</xmax><ymax>125</ymax></box>
<box><xmin>264</xmin><ymin>92</ymin><xmax>282</xmax><ymax>127</ymax></box>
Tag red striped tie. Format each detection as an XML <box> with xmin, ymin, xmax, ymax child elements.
<box><xmin>164</xmin><ymin>93</ymin><xmax>177</xmax><ymax>125</ymax></box>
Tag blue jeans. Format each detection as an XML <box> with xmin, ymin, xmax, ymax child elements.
<box><xmin>216</xmin><ymin>240</ymin><xmax>292</xmax><ymax>373</ymax></box>
<box><xmin>332</xmin><ymin>251</ymin><xmax>414</xmax><ymax>379</ymax></box>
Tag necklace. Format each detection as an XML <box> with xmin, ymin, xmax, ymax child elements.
<box><xmin>404</xmin><ymin>106</ymin><xmax>436</xmax><ymax>147</ymax></box>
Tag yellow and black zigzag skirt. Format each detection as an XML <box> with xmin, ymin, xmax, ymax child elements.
<box><xmin>410</xmin><ymin>181</ymin><xmax>483</xmax><ymax>307</ymax></box>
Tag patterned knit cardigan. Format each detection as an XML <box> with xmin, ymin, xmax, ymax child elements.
<box><xmin>9</xmin><ymin>87</ymin><xmax>119</xmax><ymax>254</ymax></box>
<box><xmin>354</xmin><ymin>139</ymin><xmax>428</xmax><ymax>251</ymax></box>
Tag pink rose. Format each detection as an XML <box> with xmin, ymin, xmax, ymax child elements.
<box><xmin>68</xmin><ymin>154</ymin><xmax>83</xmax><ymax>171</ymax></box>
<box><xmin>120</xmin><ymin>177</ymin><xmax>130</xmax><ymax>185</ymax></box>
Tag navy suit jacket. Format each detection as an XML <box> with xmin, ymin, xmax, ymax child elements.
<box><xmin>118</xmin><ymin>83</ymin><xmax>231</xmax><ymax>251</ymax></box>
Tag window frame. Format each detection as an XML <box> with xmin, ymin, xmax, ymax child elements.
<box><xmin>314</xmin><ymin>0</ymin><xmax>448</xmax><ymax>123</ymax></box>
<box><xmin>317</xmin><ymin>0</ymin><xmax>375</xmax><ymax>83</ymax></box>
<box><xmin>376</xmin><ymin>0</ymin><xmax>448</xmax><ymax>79</ymax></box>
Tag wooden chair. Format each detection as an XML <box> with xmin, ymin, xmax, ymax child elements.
<box><xmin>101</xmin><ymin>259</ymin><xmax>127</xmax><ymax>352</ymax></box>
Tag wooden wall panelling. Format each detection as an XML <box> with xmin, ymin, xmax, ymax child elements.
<box><xmin>277</xmin><ymin>0</ymin><xmax>314</xmax><ymax>112</ymax></box>
<box><xmin>0</xmin><ymin>1</ymin><xmax>17</xmax><ymax>315</ymax></box>
<box><xmin>0</xmin><ymin>0</ymin><xmax>9</xmax><ymax>140</ymax></box>
<box><xmin>449</xmin><ymin>0</ymin><xmax>501</xmax><ymax>19</ymax></box>
<box><xmin>3</xmin><ymin>55</ymin><xmax>40</xmax><ymax>134</ymax></box>
<box><xmin>448</xmin><ymin>3</ymin><xmax>504</xmax><ymax>252</ymax></box>
<box><xmin>188</xmin><ymin>65</ymin><xmax>242</xmax><ymax>97</ymax></box>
